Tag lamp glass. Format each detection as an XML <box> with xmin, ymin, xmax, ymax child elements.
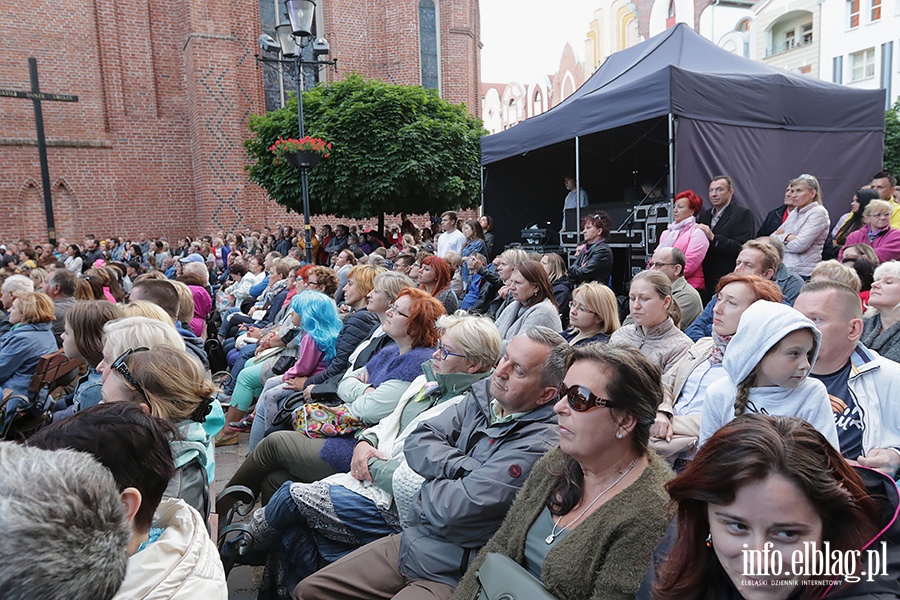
<box><xmin>275</xmin><ymin>23</ymin><xmax>299</xmax><ymax>57</ymax></box>
<box><xmin>285</xmin><ymin>0</ymin><xmax>316</xmax><ymax>37</ymax></box>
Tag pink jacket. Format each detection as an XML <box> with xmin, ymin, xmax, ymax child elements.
<box><xmin>841</xmin><ymin>226</ymin><xmax>900</xmax><ymax>264</ymax></box>
<box><xmin>282</xmin><ymin>334</ymin><xmax>328</xmax><ymax>380</ymax></box>
<box><xmin>657</xmin><ymin>216</ymin><xmax>709</xmax><ymax>290</ymax></box>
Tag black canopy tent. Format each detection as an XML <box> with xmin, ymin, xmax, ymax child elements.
<box><xmin>481</xmin><ymin>23</ymin><xmax>885</xmax><ymax>253</ymax></box>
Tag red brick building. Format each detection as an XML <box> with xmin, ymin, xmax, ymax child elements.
<box><xmin>0</xmin><ymin>0</ymin><xmax>481</xmax><ymax>243</ymax></box>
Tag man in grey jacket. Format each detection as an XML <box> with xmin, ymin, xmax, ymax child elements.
<box><xmin>293</xmin><ymin>327</ymin><xmax>567</xmax><ymax>600</ymax></box>
<box><xmin>794</xmin><ymin>280</ymin><xmax>900</xmax><ymax>477</ymax></box>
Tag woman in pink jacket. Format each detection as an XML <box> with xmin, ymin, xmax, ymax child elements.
<box><xmin>840</xmin><ymin>199</ymin><xmax>900</xmax><ymax>264</ymax></box>
<box><xmin>656</xmin><ymin>190</ymin><xmax>709</xmax><ymax>292</ymax></box>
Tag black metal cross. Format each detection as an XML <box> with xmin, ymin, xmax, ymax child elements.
<box><xmin>0</xmin><ymin>57</ymin><xmax>79</xmax><ymax>245</ymax></box>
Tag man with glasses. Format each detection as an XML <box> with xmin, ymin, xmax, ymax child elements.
<box><xmin>294</xmin><ymin>328</ymin><xmax>566</xmax><ymax>600</ymax></box>
<box><xmin>647</xmin><ymin>247</ymin><xmax>702</xmax><ymax>330</ymax></box>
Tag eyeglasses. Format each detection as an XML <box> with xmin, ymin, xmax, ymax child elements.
<box><xmin>436</xmin><ymin>340</ymin><xmax>465</xmax><ymax>361</ymax></box>
<box><xmin>111</xmin><ymin>347</ymin><xmax>150</xmax><ymax>403</ymax></box>
<box><xmin>558</xmin><ymin>383</ymin><xmax>620</xmax><ymax>412</ymax></box>
<box><xmin>387</xmin><ymin>303</ymin><xmax>410</xmax><ymax>318</ymax></box>
<box><xmin>568</xmin><ymin>300</ymin><xmax>597</xmax><ymax>315</ymax></box>
<box><xmin>307</xmin><ymin>279</ymin><xmax>320</xmax><ymax>286</ymax></box>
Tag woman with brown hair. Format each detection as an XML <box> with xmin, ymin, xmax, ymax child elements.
<box><xmin>494</xmin><ymin>260</ymin><xmax>562</xmax><ymax>346</ymax></box>
<box><xmin>454</xmin><ymin>345</ymin><xmax>673</xmax><ymax>600</ymax></box>
<box><xmin>569</xmin><ymin>211</ymin><xmax>614</xmax><ymax>285</ymax></box>
<box><xmin>610</xmin><ymin>270</ymin><xmax>691</xmax><ymax>375</ymax></box>
<box><xmin>417</xmin><ymin>254</ymin><xmax>459</xmax><ymax>313</ymax></box>
<box><xmin>645</xmin><ymin>414</ymin><xmax>895</xmax><ymax>600</ymax></box>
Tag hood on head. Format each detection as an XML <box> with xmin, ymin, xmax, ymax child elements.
<box><xmin>722</xmin><ymin>301</ymin><xmax>821</xmax><ymax>384</ymax></box>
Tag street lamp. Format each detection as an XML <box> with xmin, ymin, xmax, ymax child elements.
<box><xmin>257</xmin><ymin>0</ymin><xmax>337</xmax><ymax>264</ymax></box>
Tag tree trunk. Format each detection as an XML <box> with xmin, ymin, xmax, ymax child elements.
<box><xmin>378</xmin><ymin>212</ymin><xmax>385</xmax><ymax>239</ymax></box>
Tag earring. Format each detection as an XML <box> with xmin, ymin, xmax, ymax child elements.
<box><xmin>616</xmin><ymin>431</ymin><xmax>623</xmax><ymax>439</ymax></box>
<box><xmin>705</xmin><ymin>533</ymin><xmax>712</xmax><ymax>548</ymax></box>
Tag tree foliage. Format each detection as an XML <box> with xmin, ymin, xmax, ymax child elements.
<box><xmin>245</xmin><ymin>74</ymin><xmax>486</xmax><ymax>219</ymax></box>
<box><xmin>884</xmin><ymin>101</ymin><xmax>900</xmax><ymax>176</ymax></box>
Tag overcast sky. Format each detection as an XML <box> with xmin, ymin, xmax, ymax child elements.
<box><xmin>480</xmin><ymin>0</ymin><xmax>600</xmax><ymax>83</ymax></box>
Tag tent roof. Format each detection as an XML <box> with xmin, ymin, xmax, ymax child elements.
<box><xmin>481</xmin><ymin>24</ymin><xmax>885</xmax><ymax>165</ymax></box>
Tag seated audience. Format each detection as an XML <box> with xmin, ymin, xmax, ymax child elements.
<box><xmin>795</xmin><ymin>281</ymin><xmax>900</xmax><ymax>476</ymax></box>
<box><xmin>861</xmin><ymin>260</ymin><xmax>900</xmax><ymax>363</ymax></box>
<box><xmin>645</xmin><ymin>415</ymin><xmax>896</xmax><ymax>600</ymax></box>
<box><xmin>610</xmin><ymin>270</ymin><xmax>691</xmax><ymax>374</ymax></box>
<box><xmin>0</xmin><ymin>442</ymin><xmax>130</xmax><ymax>600</ymax></box>
<box><xmin>540</xmin><ymin>252</ymin><xmax>574</xmax><ymax>328</ymax></box>
<box><xmin>809</xmin><ymin>259</ymin><xmax>861</xmax><ymax>291</ymax></box>
<box><xmin>217</xmin><ymin>288</ymin><xmax>443</xmax><ymax>509</ymax></box>
<box><xmin>495</xmin><ymin>260</ymin><xmax>562</xmax><ymax>346</ymax></box>
<box><xmin>561</xmin><ymin>282</ymin><xmax>620</xmax><ymax>346</ymax></box>
<box><xmin>459</xmin><ymin>253</ymin><xmax>501</xmax><ymax>313</ymax></box>
<box><xmin>225</xmin><ymin>313</ymin><xmax>502</xmax><ymax>597</ymax></box>
<box><xmin>129</xmin><ymin>278</ymin><xmax>209</xmax><ymax>369</ymax></box>
<box><xmin>39</xmin><ymin>267</ymin><xmax>77</xmax><ymax>345</ymax></box>
<box><xmin>29</xmin><ymin>402</ymin><xmax>228</xmax><ymax>599</ymax></box>
<box><xmin>0</xmin><ymin>274</ymin><xmax>34</xmax><ymax>340</ymax></box>
<box><xmin>454</xmin><ymin>344</ymin><xmax>674</xmax><ymax>600</ymax></box>
<box><xmin>652</xmin><ymin>274</ymin><xmax>782</xmax><ymax>457</ymax></box>
<box><xmin>699</xmin><ymin>301</ymin><xmax>839</xmax><ymax>448</ymax></box>
<box><xmin>488</xmin><ymin>248</ymin><xmax>530</xmax><ymax>319</ymax></box>
<box><xmin>832</xmin><ymin>188</ymin><xmax>878</xmax><ymax>250</ymax></box>
<box><xmin>645</xmin><ymin>246</ymin><xmax>703</xmax><ymax>330</ymax></box>
<box><xmin>0</xmin><ymin>291</ymin><xmax>58</xmax><ymax>397</ymax></box>
<box><xmin>293</xmin><ymin>328</ymin><xmax>566</xmax><ymax>600</ymax></box>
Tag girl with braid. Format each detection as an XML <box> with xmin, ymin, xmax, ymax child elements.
<box><xmin>698</xmin><ymin>301</ymin><xmax>839</xmax><ymax>450</ymax></box>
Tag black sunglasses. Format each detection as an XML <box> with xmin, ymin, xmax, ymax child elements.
<box><xmin>557</xmin><ymin>383</ymin><xmax>619</xmax><ymax>412</ymax></box>
<box><xmin>111</xmin><ymin>347</ymin><xmax>151</xmax><ymax>403</ymax></box>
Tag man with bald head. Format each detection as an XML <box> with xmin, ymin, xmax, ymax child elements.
<box><xmin>794</xmin><ymin>280</ymin><xmax>900</xmax><ymax>477</ymax></box>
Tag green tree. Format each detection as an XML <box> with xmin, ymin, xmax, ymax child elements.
<box><xmin>885</xmin><ymin>101</ymin><xmax>900</xmax><ymax>175</ymax></box>
<box><xmin>245</xmin><ymin>74</ymin><xmax>486</xmax><ymax>230</ymax></box>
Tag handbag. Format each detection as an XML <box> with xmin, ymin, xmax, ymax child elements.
<box><xmin>473</xmin><ymin>553</ymin><xmax>557</xmax><ymax>600</ymax></box>
<box><xmin>271</xmin><ymin>353</ymin><xmax>295</xmax><ymax>376</ymax></box>
<box><xmin>291</xmin><ymin>403</ymin><xmax>365</xmax><ymax>438</ymax></box>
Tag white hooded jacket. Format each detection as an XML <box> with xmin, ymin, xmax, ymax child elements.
<box><xmin>699</xmin><ymin>301</ymin><xmax>839</xmax><ymax>449</ymax></box>
<box><xmin>112</xmin><ymin>498</ymin><xmax>227</xmax><ymax>600</ymax></box>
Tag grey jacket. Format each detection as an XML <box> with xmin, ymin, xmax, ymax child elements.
<box><xmin>494</xmin><ymin>298</ymin><xmax>562</xmax><ymax>346</ymax></box>
<box><xmin>399</xmin><ymin>378</ymin><xmax>559</xmax><ymax>587</ymax></box>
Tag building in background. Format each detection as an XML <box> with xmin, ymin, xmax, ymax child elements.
<box><xmin>0</xmin><ymin>0</ymin><xmax>481</xmax><ymax>242</ymax></box>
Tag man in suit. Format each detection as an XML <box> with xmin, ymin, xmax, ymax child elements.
<box><xmin>696</xmin><ymin>175</ymin><xmax>756</xmax><ymax>301</ymax></box>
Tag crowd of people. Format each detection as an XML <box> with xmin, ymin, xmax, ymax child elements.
<box><xmin>1</xmin><ymin>172</ymin><xmax>900</xmax><ymax>600</ymax></box>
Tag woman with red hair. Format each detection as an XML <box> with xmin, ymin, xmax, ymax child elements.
<box><xmin>656</xmin><ymin>190</ymin><xmax>709</xmax><ymax>292</ymax></box>
<box><xmin>417</xmin><ymin>254</ymin><xmax>459</xmax><ymax>313</ymax></box>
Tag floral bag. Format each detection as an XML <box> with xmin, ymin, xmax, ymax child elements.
<box><xmin>291</xmin><ymin>403</ymin><xmax>365</xmax><ymax>438</ymax></box>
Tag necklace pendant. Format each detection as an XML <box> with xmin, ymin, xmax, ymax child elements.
<box><xmin>545</xmin><ymin>533</ymin><xmax>555</xmax><ymax>545</ymax></box>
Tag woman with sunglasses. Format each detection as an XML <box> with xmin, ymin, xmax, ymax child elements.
<box><xmin>98</xmin><ymin>317</ymin><xmax>226</xmax><ymax>518</ymax></box>
<box><xmin>454</xmin><ymin>344</ymin><xmax>673</xmax><ymax>600</ymax></box>
<box><xmin>561</xmin><ymin>282</ymin><xmax>620</xmax><ymax>346</ymax></box>
<box><xmin>221</xmin><ymin>313</ymin><xmax>501</xmax><ymax>597</ymax></box>
<box><xmin>217</xmin><ymin>288</ymin><xmax>444</xmax><ymax>512</ymax></box>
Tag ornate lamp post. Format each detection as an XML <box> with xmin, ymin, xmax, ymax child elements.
<box><xmin>258</xmin><ymin>0</ymin><xmax>336</xmax><ymax>264</ymax></box>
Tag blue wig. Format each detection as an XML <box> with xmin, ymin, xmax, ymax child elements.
<box><xmin>290</xmin><ymin>290</ymin><xmax>341</xmax><ymax>363</ymax></box>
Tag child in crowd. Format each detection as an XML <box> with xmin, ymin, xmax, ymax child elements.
<box><xmin>699</xmin><ymin>300</ymin><xmax>839</xmax><ymax>449</ymax></box>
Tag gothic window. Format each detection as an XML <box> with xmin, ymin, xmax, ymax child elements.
<box><xmin>666</xmin><ymin>0</ymin><xmax>676</xmax><ymax>27</ymax></box>
<box><xmin>419</xmin><ymin>0</ymin><xmax>440</xmax><ymax>90</ymax></box>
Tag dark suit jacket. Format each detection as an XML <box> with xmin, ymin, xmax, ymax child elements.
<box><xmin>697</xmin><ymin>202</ymin><xmax>756</xmax><ymax>293</ymax></box>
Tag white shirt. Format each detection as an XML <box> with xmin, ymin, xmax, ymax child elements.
<box><xmin>437</xmin><ymin>228</ymin><xmax>465</xmax><ymax>258</ymax></box>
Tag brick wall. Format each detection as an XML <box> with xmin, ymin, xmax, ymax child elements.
<box><xmin>0</xmin><ymin>0</ymin><xmax>481</xmax><ymax>244</ymax></box>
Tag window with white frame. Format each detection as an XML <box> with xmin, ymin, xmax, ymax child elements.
<box><xmin>850</xmin><ymin>47</ymin><xmax>876</xmax><ymax>81</ymax></box>
<box><xmin>849</xmin><ymin>0</ymin><xmax>861</xmax><ymax>27</ymax></box>
<box><xmin>802</xmin><ymin>23</ymin><xmax>813</xmax><ymax>44</ymax></box>
<box><xmin>784</xmin><ymin>29</ymin><xmax>796</xmax><ymax>49</ymax></box>
<box><xmin>872</xmin><ymin>0</ymin><xmax>882</xmax><ymax>21</ymax></box>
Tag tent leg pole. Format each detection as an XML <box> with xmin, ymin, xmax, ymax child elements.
<box><xmin>667</xmin><ymin>114</ymin><xmax>676</xmax><ymax>203</ymax></box>
<box><xmin>575</xmin><ymin>136</ymin><xmax>581</xmax><ymax>245</ymax></box>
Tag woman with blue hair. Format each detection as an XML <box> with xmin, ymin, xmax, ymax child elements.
<box><xmin>217</xmin><ymin>290</ymin><xmax>341</xmax><ymax>445</ymax></box>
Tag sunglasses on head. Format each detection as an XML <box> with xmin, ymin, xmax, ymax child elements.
<box><xmin>557</xmin><ymin>383</ymin><xmax>620</xmax><ymax>412</ymax></box>
<box><xmin>111</xmin><ymin>347</ymin><xmax>151</xmax><ymax>402</ymax></box>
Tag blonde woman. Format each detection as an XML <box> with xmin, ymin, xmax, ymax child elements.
<box><xmin>772</xmin><ymin>174</ymin><xmax>831</xmax><ymax>277</ymax></box>
<box><xmin>98</xmin><ymin>317</ymin><xmax>225</xmax><ymax>517</ymax></box>
<box><xmin>562</xmin><ymin>282</ymin><xmax>620</xmax><ymax>346</ymax></box>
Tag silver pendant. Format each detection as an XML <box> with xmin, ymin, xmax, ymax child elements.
<box><xmin>545</xmin><ymin>533</ymin><xmax>555</xmax><ymax>545</ymax></box>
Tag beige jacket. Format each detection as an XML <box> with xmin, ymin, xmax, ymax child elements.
<box><xmin>608</xmin><ymin>318</ymin><xmax>692</xmax><ymax>376</ymax></box>
<box><xmin>658</xmin><ymin>337</ymin><xmax>713</xmax><ymax>437</ymax></box>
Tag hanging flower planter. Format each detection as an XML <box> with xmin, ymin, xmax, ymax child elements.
<box><xmin>269</xmin><ymin>136</ymin><xmax>332</xmax><ymax>169</ymax></box>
